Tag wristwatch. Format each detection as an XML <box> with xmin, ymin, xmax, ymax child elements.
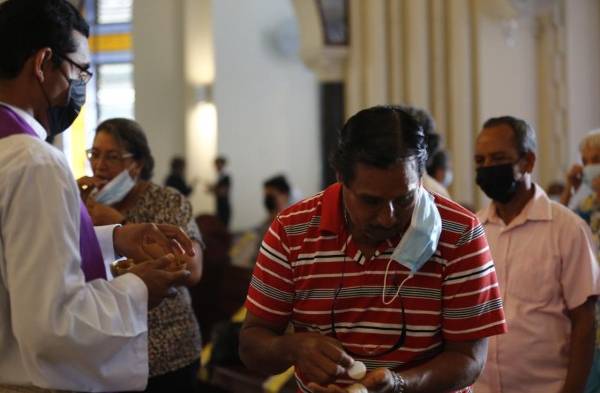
<box><xmin>391</xmin><ymin>372</ymin><xmax>406</xmax><ymax>393</ymax></box>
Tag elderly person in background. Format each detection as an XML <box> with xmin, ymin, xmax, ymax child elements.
<box><xmin>78</xmin><ymin>118</ymin><xmax>204</xmax><ymax>393</ymax></box>
<box><xmin>560</xmin><ymin>129</ymin><xmax>600</xmax><ymax>393</ymax></box>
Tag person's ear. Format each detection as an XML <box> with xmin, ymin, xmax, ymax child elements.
<box><xmin>128</xmin><ymin>161</ymin><xmax>143</xmax><ymax>179</ymax></box>
<box><xmin>522</xmin><ymin>151</ymin><xmax>536</xmax><ymax>174</ymax></box>
<box><xmin>32</xmin><ymin>48</ymin><xmax>53</xmax><ymax>83</ymax></box>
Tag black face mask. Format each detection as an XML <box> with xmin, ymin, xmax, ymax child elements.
<box><xmin>264</xmin><ymin>194</ymin><xmax>277</xmax><ymax>212</ymax></box>
<box><xmin>476</xmin><ymin>163</ymin><xmax>519</xmax><ymax>204</ymax></box>
<box><xmin>46</xmin><ymin>78</ymin><xmax>86</xmax><ymax>136</ymax></box>
<box><xmin>39</xmin><ymin>66</ymin><xmax>87</xmax><ymax>137</ymax></box>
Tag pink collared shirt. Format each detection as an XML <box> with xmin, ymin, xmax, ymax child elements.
<box><xmin>474</xmin><ymin>184</ymin><xmax>600</xmax><ymax>393</ymax></box>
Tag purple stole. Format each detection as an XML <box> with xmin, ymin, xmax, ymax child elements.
<box><xmin>0</xmin><ymin>104</ymin><xmax>106</xmax><ymax>281</ymax></box>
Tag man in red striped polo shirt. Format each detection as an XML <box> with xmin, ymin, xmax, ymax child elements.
<box><xmin>239</xmin><ymin>106</ymin><xmax>507</xmax><ymax>393</ymax></box>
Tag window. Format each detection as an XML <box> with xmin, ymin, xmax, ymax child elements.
<box><xmin>96</xmin><ymin>63</ymin><xmax>135</xmax><ymax>121</ymax></box>
<box><xmin>96</xmin><ymin>0</ymin><xmax>133</xmax><ymax>24</ymax></box>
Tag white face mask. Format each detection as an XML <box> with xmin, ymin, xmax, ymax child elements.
<box><xmin>583</xmin><ymin>164</ymin><xmax>600</xmax><ymax>190</ymax></box>
<box><xmin>442</xmin><ymin>171</ymin><xmax>453</xmax><ymax>188</ymax></box>
<box><xmin>93</xmin><ymin>169</ymin><xmax>136</xmax><ymax>205</ymax></box>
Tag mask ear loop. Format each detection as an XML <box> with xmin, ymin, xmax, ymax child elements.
<box><xmin>382</xmin><ymin>258</ymin><xmax>413</xmax><ymax>305</ymax></box>
<box><xmin>382</xmin><ymin>186</ymin><xmax>422</xmax><ymax>305</ymax></box>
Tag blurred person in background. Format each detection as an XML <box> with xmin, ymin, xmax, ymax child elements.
<box><xmin>427</xmin><ymin>150</ymin><xmax>453</xmax><ymax>190</ymax></box>
<box><xmin>78</xmin><ymin>118</ymin><xmax>204</xmax><ymax>393</ymax></box>
<box><xmin>165</xmin><ymin>156</ymin><xmax>196</xmax><ymax>197</ymax></box>
<box><xmin>402</xmin><ymin>105</ymin><xmax>451</xmax><ymax>199</ymax></box>
<box><xmin>208</xmin><ymin>156</ymin><xmax>232</xmax><ymax>228</ymax></box>
<box><xmin>263</xmin><ymin>174</ymin><xmax>292</xmax><ymax>227</ymax></box>
<box><xmin>560</xmin><ymin>129</ymin><xmax>600</xmax><ymax>393</ymax></box>
<box><xmin>560</xmin><ymin>129</ymin><xmax>600</xmax><ymax>211</ymax></box>
<box><xmin>229</xmin><ymin>174</ymin><xmax>292</xmax><ymax>269</ymax></box>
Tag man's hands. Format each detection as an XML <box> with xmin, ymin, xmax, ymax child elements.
<box><xmin>113</xmin><ymin>223</ymin><xmax>195</xmax><ymax>262</ymax></box>
<box><xmin>309</xmin><ymin>368</ymin><xmax>401</xmax><ymax>393</ymax></box>
<box><xmin>127</xmin><ymin>254</ymin><xmax>190</xmax><ymax>308</ymax></box>
<box><xmin>290</xmin><ymin>332</ymin><xmax>353</xmax><ymax>387</ymax></box>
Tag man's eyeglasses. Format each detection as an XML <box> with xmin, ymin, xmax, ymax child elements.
<box><xmin>86</xmin><ymin>148</ymin><xmax>133</xmax><ymax>165</ymax></box>
<box><xmin>55</xmin><ymin>52</ymin><xmax>93</xmax><ymax>84</ymax></box>
<box><xmin>330</xmin><ymin>256</ymin><xmax>407</xmax><ymax>358</ymax></box>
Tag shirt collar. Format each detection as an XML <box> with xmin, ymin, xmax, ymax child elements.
<box><xmin>479</xmin><ymin>183</ymin><xmax>552</xmax><ymax>226</ymax></box>
<box><xmin>0</xmin><ymin>102</ymin><xmax>47</xmax><ymax>140</ymax></box>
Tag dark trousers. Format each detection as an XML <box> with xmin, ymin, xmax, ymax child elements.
<box><xmin>125</xmin><ymin>360</ymin><xmax>200</xmax><ymax>393</ymax></box>
<box><xmin>216</xmin><ymin>198</ymin><xmax>231</xmax><ymax>228</ymax></box>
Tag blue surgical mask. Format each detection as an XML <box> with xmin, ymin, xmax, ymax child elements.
<box><xmin>93</xmin><ymin>169</ymin><xmax>136</xmax><ymax>205</ymax></box>
<box><xmin>383</xmin><ymin>187</ymin><xmax>442</xmax><ymax>305</ymax></box>
<box><xmin>583</xmin><ymin>164</ymin><xmax>600</xmax><ymax>189</ymax></box>
<box><xmin>442</xmin><ymin>171</ymin><xmax>453</xmax><ymax>188</ymax></box>
<box><xmin>390</xmin><ymin>187</ymin><xmax>442</xmax><ymax>272</ymax></box>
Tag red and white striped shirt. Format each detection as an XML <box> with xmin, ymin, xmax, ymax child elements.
<box><xmin>245</xmin><ymin>183</ymin><xmax>507</xmax><ymax>392</ymax></box>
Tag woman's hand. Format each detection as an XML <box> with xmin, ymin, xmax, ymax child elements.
<box><xmin>77</xmin><ymin>176</ymin><xmax>107</xmax><ymax>202</ymax></box>
<box><xmin>85</xmin><ymin>198</ymin><xmax>125</xmax><ymax>226</ymax></box>
<box><xmin>561</xmin><ymin>164</ymin><xmax>584</xmax><ymax>205</ymax></box>
<box><xmin>566</xmin><ymin>164</ymin><xmax>584</xmax><ymax>191</ymax></box>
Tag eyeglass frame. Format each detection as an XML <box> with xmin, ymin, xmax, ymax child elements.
<box><xmin>54</xmin><ymin>52</ymin><xmax>94</xmax><ymax>84</ymax></box>
<box><xmin>329</xmin><ymin>254</ymin><xmax>408</xmax><ymax>358</ymax></box>
<box><xmin>86</xmin><ymin>148</ymin><xmax>134</xmax><ymax>165</ymax></box>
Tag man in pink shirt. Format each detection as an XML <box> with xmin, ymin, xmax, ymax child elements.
<box><xmin>473</xmin><ymin>115</ymin><xmax>600</xmax><ymax>393</ymax></box>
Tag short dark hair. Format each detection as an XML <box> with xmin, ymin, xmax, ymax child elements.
<box><xmin>264</xmin><ymin>175</ymin><xmax>291</xmax><ymax>196</ymax></box>
<box><xmin>95</xmin><ymin>118</ymin><xmax>155</xmax><ymax>181</ymax></box>
<box><xmin>400</xmin><ymin>105</ymin><xmax>440</xmax><ymax>157</ymax></box>
<box><xmin>426</xmin><ymin>150</ymin><xmax>449</xmax><ymax>176</ymax></box>
<box><xmin>0</xmin><ymin>0</ymin><xmax>90</xmax><ymax>79</ymax></box>
<box><xmin>170</xmin><ymin>156</ymin><xmax>186</xmax><ymax>172</ymax></box>
<box><xmin>331</xmin><ymin>105</ymin><xmax>428</xmax><ymax>184</ymax></box>
<box><xmin>482</xmin><ymin>116</ymin><xmax>537</xmax><ymax>156</ymax></box>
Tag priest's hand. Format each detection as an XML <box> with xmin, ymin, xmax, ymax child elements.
<box><xmin>127</xmin><ymin>254</ymin><xmax>190</xmax><ymax>308</ymax></box>
<box><xmin>113</xmin><ymin>223</ymin><xmax>195</xmax><ymax>262</ymax></box>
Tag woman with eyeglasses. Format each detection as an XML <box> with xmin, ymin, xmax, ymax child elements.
<box><xmin>77</xmin><ymin>118</ymin><xmax>204</xmax><ymax>393</ymax></box>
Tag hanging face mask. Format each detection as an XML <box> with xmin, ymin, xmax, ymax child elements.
<box><xmin>389</xmin><ymin>187</ymin><xmax>442</xmax><ymax>273</ymax></box>
<box><xmin>383</xmin><ymin>187</ymin><xmax>442</xmax><ymax>305</ymax></box>
<box><xmin>47</xmin><ymin>78</ymin><xmax>86</xmax><ymax>136</ymax></box>
<box><xmin>93</xmin><ymin>169</ymin><xmax>136</xmax><ymax>205</ymax></box>
<box><xmin>442</xmin><ymin>170</ymin><xmax>453</xmax><ymax>188</ymax></box>
<box><xmin>476</xmin><ymin>163</ymin><xmax>518</xmax><ymax>204</ymax></box>
<box><xmin>583</xmin><ymin>164</ymin><xmax>600</xmax><ymax>190</ymax></box>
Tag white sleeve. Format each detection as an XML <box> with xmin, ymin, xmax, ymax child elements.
<box><xmin>3</xmin><ymin>149</ymin><xmax>149</xmax><ymax>391</ymax></box>
<box><xmin>94</xmin><ymin>224</ymin><xmax>121</xmax><ymax>280</ymax></box>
